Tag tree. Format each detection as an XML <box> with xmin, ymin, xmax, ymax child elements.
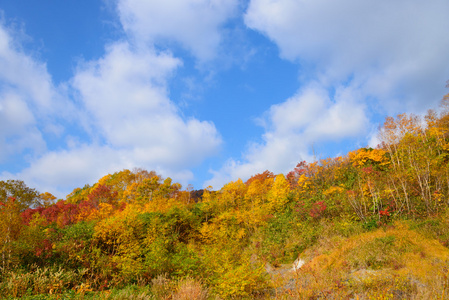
<box><xmin>0</xmin><ymin>197</ymin><xmax>22</xmax><ymax>269</ymax></box>
<box><xmin>0</xmin><ymin>180</ymin><xmax>40</xmax><ymax>211</ymax></box>
<box><xmin>37</xmin><ymin>192</ymin><xmax>57</xmax><ymax>208</ymax></box>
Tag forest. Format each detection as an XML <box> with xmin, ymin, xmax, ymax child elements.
<box><xmin>2</xmin><ymin>93</ymin><xmax>449</xmax><ymax>299</ymax></box>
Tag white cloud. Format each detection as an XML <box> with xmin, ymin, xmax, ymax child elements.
<box><xmin>1</xmin><ymin>144</ymin><xmax>198</xmax><ymax>198</ymax></box>
<box><xmin>5</xmin><ymin>140</ymin><xmax>213</xmax><ymax>198</ymax></box>
<box><xmin>303</xmin><ymin>85</ymin><xmax>367</xmax><ymax>140</ymax></box>
<box><xmin>245</xmin><ymin>0</ymin><xmax>449</xmax><ymax>112</ymax></box>
<box><xmin>0</xmin><ymin>23</ymin><xmax>65</xmax><ymax>162</ymax></box>
<box><xmin>205</xmin><ymin>83</ymin><xmax>368</xmax><ymax>188</ymax></box>
<box><xmin>2</xmin><ymin>40</ymin><xmax>222</xmax><ymax>197</ymax></box>
<box><xmin>268</xmin><ymin>84</ymin><xmax>327</xmax><ymax>134</ymax></box>
<box><xmin>0</xmin><ymin>92</ymin><xmax>45</xmax><ymax>161</ymax></box>
<box><xmin>0</xmin><ymin>25</ymin><xmax>54</xmax><ymax>110</ymax></box>
<box><xmin>72</xmin><ymin>42</ymin><xmax>222</xmax><ymax>168</ymax></box>
<box><xmin>0</xmin><ymin>92</ymin><xmax>35</xmax><ymax>136</ymax></box>
<box><xmin>117</xmin><ymin>0</ymin><xmax>240</xmax><ymax>61</ymax></box>
<box><xmin>1</xmin><ymin>7</ymin><xmax>224</xmax><ymax>197</ymax></box>
<box><xmin>205</xmin><ymin>0</ymin><xmax>449</xmax><ymax>189</ymax></box>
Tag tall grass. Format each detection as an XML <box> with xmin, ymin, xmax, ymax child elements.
<box><xmin>0</xmin><ymin>265</ymin><xmax>88</xmax><ymax>298</ymax></box>
<box><xmin>270</xmin><ymin>221</ymin><xmax>449</xmax><ymax>299</ymax></box>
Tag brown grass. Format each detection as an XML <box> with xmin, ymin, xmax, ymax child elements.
<box><xmin>172</xmin><ymin>277</ymin><xmax>209</xmax><ymax>300</ymax></box>
<box><xmin>271</xmin><ymin>221</ymin><xmax>449</xmax><ymax>299</ymax></box>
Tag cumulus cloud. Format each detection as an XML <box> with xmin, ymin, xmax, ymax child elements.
<box><xmin>72</xmin><ymin>41</ymin><xmax>222</xmax><ymax>169</ymax></box>
<box><xmin>0</xmin><ymin>25</ymin><xmax>54</xmax><ymax>110</ymax></box>
<box><xmin>5</xmin><ymin>0</ymin><xmax>449</xmax><ymax>196</ymax></box>
<box><xmin>0</xmin><ymin>93</ymin><xmax>46</xmax><ymax>161</ymax></box>
<box><xmin>2</xmin><ymin>144</ymin><xmax>197</xmax><ymax>197</ymax></box>
<box><xmin>205</xmin><ymin>0</ymin><xmax>449</xmax><ymax>188</ymax></box>
<box><xmin>2</xmin><ymin>39</ymin><xmax>222</xmax><ymax>197</ymax></box>
<box><xmin>117</xmin><ymin>0</ymin><xmax>240</xmax><ymax>61</ymax></box>
<box><xmin>0</xmin><ymin>23</ymin><xmax>65</xmax><ymax>162</ymax></box>
<box><xmin>1</xmin><ymin>2</ymin><xmax>226</xmax><ymax>197</ymax></box>
<box><xmin>245</xmin><ymin>0</ymin><xmax>449</xmax><ymax>112</ymax></box>
<box><xmin>205</xmin><ymin>83</ymin><xmax>368</xmax><ymax>188</ymax></box>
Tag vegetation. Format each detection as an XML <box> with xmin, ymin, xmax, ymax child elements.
<box><xmin>2</xmin><ymin>92</ymin><xmax>449</xmax><ymax>299</ymax></box>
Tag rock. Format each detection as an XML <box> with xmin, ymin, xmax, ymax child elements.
<box><xmin>292</xmin><ymin>258</ymin><xmax>305</xmax><ymax>271</ymax></box>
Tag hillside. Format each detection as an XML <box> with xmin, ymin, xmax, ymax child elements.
<box><xmin>2</xmin><ymin>95</ymin><xmax>449</xmax><ymax>299</ymax></box>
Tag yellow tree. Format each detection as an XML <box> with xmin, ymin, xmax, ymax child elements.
<box><xmin>97</xmin><ymin>169</ymin><xmax>158</xmax><ymax>202</ymax></box>
<box><xmin>244</xmin><ymin>171</ymin><xmax>275</xmax><ymax>211</ymax></box>
<box><xmin>211</xmin><ymin>179</ymin><xmax>246</xmax><ymax>214</ymax></box>
<box><xmin>347</xmin><ymin>148</ymin><xmax>391</xmax><ymax>218</ymax></box>
<box><xmin>377</xmin><ymin>113</ymin><xmax>423</xmax><ymax>214</ymax></box>
<box><xmin>66</xmin><ymin>185</ymin><xmax>92</xmax><ymax>204</ymax></box>
<box><xmin>267</xmin><ymin>174</ymin><xmax>290</xmax><ymax>212</ymax></box>
<box><xmin>0</xmin><ymin>197</ymin><xmax>22</xmax><ymax>269</ymax></box>
<box><xmin>37</xmin><ymin>192</ymin><xmax>57</xmax><ymax>208</ymax></box>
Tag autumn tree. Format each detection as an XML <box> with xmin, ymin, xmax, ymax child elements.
<box><xmin>377</xmin><ymin>114</ymin><xmax>422</xmax><ymax>214</ymax></box>
<box><xmin>0</xmin><ymin>180</ymin><xmax>40</xmax><ymax>211</ymax></box>
<box><xmin>37</xmin><ymin>192</ymin><xmax>57</xmax><ymax>208</ymax></box>
<box><xmin>286</xmin><ymin>161</ymin><xmax>307</xmax><ymax>187</ymax></box>
<box><xmin>0</xmin><ymin>197</ymin><xmax>22</xmax><ymax>269</ymax></box>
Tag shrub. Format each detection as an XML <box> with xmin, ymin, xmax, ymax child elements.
<box><xmin>172</xmin><ymin>277</ymin><xmax>208</xmax><ymax>300</ymax></box>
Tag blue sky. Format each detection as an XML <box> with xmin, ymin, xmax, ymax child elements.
<box><xmin>1</xmin><ymin>0</ymin><xmax>448</xmax><ymax>198</ymax></box>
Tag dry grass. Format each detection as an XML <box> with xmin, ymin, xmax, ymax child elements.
<box><xmin>172</xmin><ymin>277</ymin><xmax>209</xmax><ymax>300</ymax></box>
<box><xmin>150</xmin><ymin>273</ymin><xmax>172</xmax><ymax>299</ymax></box>
<box><xmin>0</xmin><ymin>265</ymin><xmax>88</xmax><ymax>298</ymax></box>
<box><xmin>149</xmin><ymin>274</ymin><xmax>209</xmax><ymax>300</ymax></box>
<box><xmin>271</xmin><ymin>221</ymin><xmax>449</xmax><ymax>299</ymax></box>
